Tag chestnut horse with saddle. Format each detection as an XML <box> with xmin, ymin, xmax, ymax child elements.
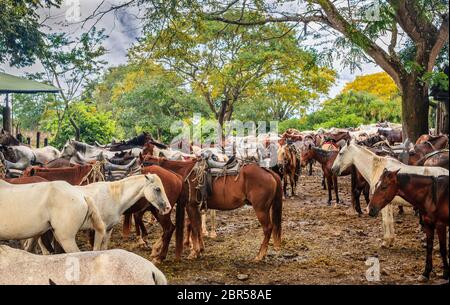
<box><xmin>140</xmin><ymin>153</ymin><xmax>283</xmax><ymax>261</ymax></box>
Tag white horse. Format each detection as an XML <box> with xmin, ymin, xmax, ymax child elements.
<box><xmin>3</xmin><ymin>145</ymin><xmax>60</xmax><ymax>170</ymax></box>
<box><xmin>28</xmin><ymin>174</ymin><xmax>172</xmax><ymax>252</ymax></box>
<box><xmin>0</xmin><ymin>246</ymin><xmax>167</xmax><ymax>285</ymax></box>
<box><xmin>61</xmin><ymin>140</ymin><xmax>142</xmax><ymax>161</ymax></box>
<box><xmin>77</xmin><ymin>174</ymin><xmax>171</xmax><ymax>249</ymax></box>
<box><xmin>0</xmin><ymin>180</ymin><xmax>105</xmax><ymax>252</ymax></box>
<box><xmin>331</xmin><ymin>141</ymin><xmax>449</xmax><ymax>247</ymax></box>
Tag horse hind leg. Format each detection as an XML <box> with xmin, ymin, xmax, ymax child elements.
<box><xmin>253</xmin><ymin>208</ymin><xmax>273</xmax><ymax>262</ymax></box>
<box><xmin>436</xmin><ymin>224</ymin><xmax>449</xmax><ymax>280</ymax></box>
<box><xmin>381</xmin><ymin>204</ymin><xmax>395</xmax><ymax>248</ymax></box>
<box><xmin>209</xmin><ymin>210</ymin><xmax>217</xmax><ymax>239</ymax></box>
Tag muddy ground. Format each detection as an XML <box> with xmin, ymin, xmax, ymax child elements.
<box><xmin>3</xmin><ymin>166</ymin><xmax>447</xmax><ymax>285</ymax></box>
<box><xmin>101</xmin><ymin>167</ymin><xmax>448</xmax><ymax>285</ymax></box>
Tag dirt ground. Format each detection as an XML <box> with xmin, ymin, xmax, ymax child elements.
<box><xmin>3</xmin><ymin>166</ymin><xmax>447</xmax><ymax>285</ymax></box>
<box><xmin>90</xmin><ymin>166</ymin><xmax>446</xmax><ymax>285</ymax></box>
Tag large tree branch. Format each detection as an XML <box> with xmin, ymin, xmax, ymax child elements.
<box><xmin>427</xmin><ymin>13</ymin><xmax>449</xmax><ymax>72</ymax></box>
<box><xmin>315</xmin><ymin>0</ymin><xmax>404</xmax><ymax>89</ymax></box>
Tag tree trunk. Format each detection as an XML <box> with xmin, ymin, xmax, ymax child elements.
<box><xmin>400</xmin><ymin>77</ymin><xmax>429</xmax><ymax>143</ymax></box>
<box><xmin>2</xmin><ymin>94</ymin><xmax>12</xmax><ymax>133</ymax></box>
<box><xmin>69</xmin><ymin>116</ymin><xmax>80</xmax><ymax>141</ymax></box>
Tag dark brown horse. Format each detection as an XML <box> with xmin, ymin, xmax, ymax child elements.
<box><xmin>122</xmin><ymin>164</ymin><xmax>183</xmax><ymax>262</ymax></box>
<box><xmin>0</xmin><ymin>129</ymin><xmax>20</xmax><ymax>146</ymax></box>
<box><xmin>415</xmin><ymin>150</ymin><xmax>449</xmax><ymax>169</ymax></box>
<box><xmin>377</xmin><ymin>128</ymin><xmax>402</xmax><ymax>145</ymax></box>
<box><xmin>140</xmin><ymin>154</ymin><xmax>283</xmax><ymax>261</ymax></box>
<box><xmin>108</xmin><ymin>132</ymin><xmax>154</xmax><ymax>151</ymax></box>
<box><xmin>277</xmin><ymin>144</ymin><xmax>300</xmax><ymax>197</ymax></box>
<box><xmin>301</xmin><ymin>146</ymin><xmax>343</xmax><ymax>205</ymax></box>
<box><xmin>369</xmin><ymin>170</ymin><xmax>449</xmax><ymax>282</ymax></box>
<box><xmin>301</xmin><ymin>145</ymin><xmax>370</xmax><ymax>212</ymax></box>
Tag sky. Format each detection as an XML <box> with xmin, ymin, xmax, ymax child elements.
<box><xmin>0</xmin><ymin>0</ymin><xmax>383</xmax><ymax>99</ymax></box>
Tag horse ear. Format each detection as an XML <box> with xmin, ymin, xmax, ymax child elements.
<box><xmin>346</xmin><ymin>138</ymin><xmax>351</xmax><ymax>146</ymax></box>
<box><xmin>145</xmin><ymin>174</ymin><xmax>154</xmax><ymax>183</ymax></box>
<box><xmin>393</xmin><ymin>169</ymin><xmax>401</xmax><ymax>176</ymax></box>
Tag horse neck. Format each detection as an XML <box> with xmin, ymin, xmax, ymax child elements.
<box><xmin>396</xmin><ymin>175</ymin><xmax>431</xmax><ymax>212</ymax></box>
<box><xmin>311</xmin><ymin>148</ymin><xmax>332</xmax><ymax>165</ymax></box>
<box><xmin>164</xmin><ymin>160</ymin><xmax>196</xmax><ymax>178</ymax></box>
<box><xmin>350</xmin><ymin>145</ymin><xmax>380</xmax><ymax>184</ymax></box>
<box><xmin>110</xmin><ymin>175</ymin><xmax>146</xmax><ymax>214</ymax></box>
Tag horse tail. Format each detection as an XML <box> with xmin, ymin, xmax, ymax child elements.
<box><xmin>84</xmin><ymin>196</ymin><xmax>106</xmax><ymax>237</ymax></box>
<box><xmin>270</xmin><ymin>171</ymin><xmax>283</xmax><ymax>249</ymax></box>
<box><xmin>174</xmin><ymin>199</ymin><xmax>186</xmax><ymax>260</ymax></box>
<box><xmin>122</xmin><ymin>212</ymin><xmax>132</xmax><ymax>239</ymax></box>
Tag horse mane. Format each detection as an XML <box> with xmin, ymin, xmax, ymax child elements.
<box><xmin>312</xmin><ymin>147</ymin><xmax>336</xmax><ymax>159</ymax></box>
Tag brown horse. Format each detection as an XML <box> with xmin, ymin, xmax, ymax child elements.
<box><xmin>22</xmin><ymin>164</ymin><xmax>100</xmax><ymax>185</ymax></box>
<box><xmin>416</xmin><ymin>134</ymin><xmax>449</xmax><ymax>147</ymax></box>
<box><xmin>140</xmin><ymin>154</ymin><xmax>283</xmax><ymax>261</ymax></box>
<box><xmin>377</xmin><ymin>128</ymin><xmax>402</xmax><ymax>145</ymax></box>
<box><xmin>122</xmin><ymin>164</ymin><xmax>183</xmax><ymax>262</ymax></box>
<box><xmin>277</xmin><ymin>144</ymin><xmax>299</xmax><ymax>197</ymax></box>
<box><xmin>0</xmin><ymin>129</ymin><xmax>20</xmax><ymax>146</ymax></box>
<box><xmin>301</xmin><ymin>145</ymin><xmax>370</xmax><ymax>211</ymax></box>
<box><xmin>301</xmin><ymin>145</ymin><xmax>343</xmax><ymax>205</ymax></box>
<box><xmin>415</xmin><ymin>150</ymin><xmax>449</xmax><ymax>169</ymax></box>
<box><xmin>369</xmin><ymin>169</ymin><xmax>449</xmax><ymax>282</ymax></box>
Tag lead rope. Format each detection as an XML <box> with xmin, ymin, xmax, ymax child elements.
<box><xmin>79</xmin><ymin>160</ymin><xmax>106</xmax><ymax>185</ymax></box>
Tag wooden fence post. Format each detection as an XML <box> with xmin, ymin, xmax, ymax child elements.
<box><xmin>36</xmin><ymin>132</ymin><xmax>41</xmax><ymax>148</ymax></box>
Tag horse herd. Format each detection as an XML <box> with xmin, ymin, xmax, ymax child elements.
<box><xmin>0</xmin><ymin>124</ymin><xmax>449</xmax><ymax>284</ymax></box>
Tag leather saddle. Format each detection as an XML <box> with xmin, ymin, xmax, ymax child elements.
<box><xmin>207</xmin><ymin>156</ymin><xmax>239</xmax><ymax>176</ymax></box>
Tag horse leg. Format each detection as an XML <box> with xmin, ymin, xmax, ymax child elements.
<box><xmin>283</xmin><ymin>175</ymin><xmax>288</xmax><ymax>197</ymax></box>
<box><xmin>381</xmin><ymin>204</ymin><xmax>395</xmax><ymax>248</ymax></box>
<box><xmin>186</xmin><ymin>204</ymin><xmax>202</xmax><ymax>259</ymax></box>
<box><xmin>133</xmin><ymin>212</ymin><xmax>147</xmax><ymax>247</ymax></box>
<box><xmin>308</xmin><ymin>161</ymin><xmax>313</xmax><ymax>176</ymax></box>
<box><xmin>289</xmin><ymin>172</ymin><xmax>296</xmax><ymax>197</ymax></box>
<box><xmin>419</xmin><ymin>222</ymin><xmax>435</xmax><ymax>281</ymax></box>
<box><xmin>97</xmin><ymin>229</ymin><xmax>112</xmax><ymax>250</ymax></box>
<box><xmin>22</xmin><ymin>237</ymin><xmax>39</xmax><ymax>253</ymax></box>
<box><xmin>253</xmin><ymin>208</ymin><xmax>273</xmax><ymax>262</ymax></box>
<box><xmin>40</xmin><ymin>230</ymin><xmax>55</xmax><ymax>254</ymax></box>
<box><xmin>184</xmin><ymin>218</ymin><xmax>192</xmax><ymax>248</ymax></box>
<box><xmin>53</xmin><ymin>233</ymin><xmax>80</xmax><ymax>253</ymax></box>
<box><xmin>333</xmin><ymin>175</ymin><xmax>339</xmax><ymax>206</ymax></box>
<box><xmin>209</xmin><ymin>210</ymin><xmax>217</xmax><ymax>239</ymax></box>
<box><xmin>326</xmin><ymin>176</ymin><xmax>332</xmax><ymax>205</ymax></box>
<box><xmin>154</xmin><ymin>216</ymin><xmax>175</xmax><ymax>263</ymax></box>
<box><xmin>436</xmin><ymin>224</ymin><xmax>449</xmax><ymax>280</ymax></box>
<box><xmin>201</xmin><ymin>212</ymin><xmax>209</xmax><ymax>237</ymax></box>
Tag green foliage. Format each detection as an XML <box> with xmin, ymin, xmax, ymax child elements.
<box><xmin>92</xmin><ymin>61</ymin><xmax>209</xmax><ymax>142</ymax></box>
<box><xmin>132</xmin><ymin>10</ymin><xmax>335</xmax><ymax>124</ymax></box>
<box><xmin>0</xmin><ymin>0</ymin><xmax>61</xmax><ymax>67</ymax></box>
<box><xmin>42</xmin><ymin>102</ymin><xmax>117</xmax><ymax>148</ymax></box>
<box><xmin>279</xmin><ymin>91</ymin><xmax>401</xmax><ymax>132</ymax></box>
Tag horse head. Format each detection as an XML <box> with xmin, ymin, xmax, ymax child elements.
<box><xmin>143</xmin><ymin>174</ymin><xmax>171</xmax><ymax>215</ymax></box>
<box><xmin>331</xmin><ymin>139</ymin><xmax>353</xmax><ymax>176</ymax></box>
<box><xmin>368</xmin><ymin>168</ymin><xmax>401</xmax><ymax>217</ymax></box>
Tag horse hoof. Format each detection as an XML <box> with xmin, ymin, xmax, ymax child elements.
<box><xmin>209</xmin><ymin>232</ymin><xmax>217</xmax><ymax>239</ymax></box>
<box><xmin>187</xmin><ymin>253</ymin><xmax>199</xmax><ymax>260</ymax></box>
<box><xmin>151</xmin><ymin>257</ymin><xmax>162</xmax><ymax>265</ymax></box>
<box><xmin>417</xmin><ymin>275</ymin><xmax>429</xmax><ymax>282</ymax></box>
<box><xmin>253</xmin><ymin>256</ymin><xmax>263</xmax><ymax>262</ymax></box>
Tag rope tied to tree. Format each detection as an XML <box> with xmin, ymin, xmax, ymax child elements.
<box><xmin>79</xmin><ymin>160</ymin><xmax>106</xmax><ymax>185</ymax></box>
